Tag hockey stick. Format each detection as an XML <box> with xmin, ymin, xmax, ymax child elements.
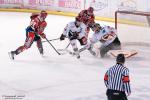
<box><xmin>57</xmin><ymin>42</ymin><xmax>71</xmax><ymax>55</ymax></box>
<box><xmin>45</xmin><ymin>38</ymin><xmax>61</xmax><ymax>55</ymax></box>
<box><xmin>42</xmin><ymin>38</ymin><xmax>60</xmax><ymax>43</ymax></box>
<box><xmin>65</xmin><ymin>42</ymin><xmax>70</xmax><ymax>49</ymax></box>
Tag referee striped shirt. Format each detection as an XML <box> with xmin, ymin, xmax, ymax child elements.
<box><xmin>104</xmin><ymin>63</ymin><xmax>131</xmax><ymax>95</ymax></box>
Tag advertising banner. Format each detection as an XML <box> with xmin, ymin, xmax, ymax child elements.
<box><xmin>0</xmin><ymin>0</ymin><xmax>149</xmax><ymax>23</ymax></box>
<box><xmin>0</xmin><ymin>0</ymin><xmax>22</xmax><ymax>8</ymax></box>
<box><xmin>86</xmin><ymin>0</ymin><xmax>110</xmax><ymax>17</ymax></box>
<box><xmin>58</xmin><ymin>0</ymin><xmax>81</xmax><ymax>9</ymax></box>
<box><xmin>57</xmin><ymin>0</ymin><xmax>84</xmax><ymax>13</ymax></box>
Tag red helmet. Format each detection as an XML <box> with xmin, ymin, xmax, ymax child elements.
<box><xmin>30</xmin><ymin>13</ymin><xmax>39</xmax><ymax>19</ymax></box>
<box><xmin>88</xmin><ymin>7</ymin><xmax>94</xmax><ymax>13</ymax></box>
<box><xmin>40</xmin><ymin>10</ymin><xmax>47</xmax><ymax>20</ymax></box>
<box><xmin>75</xmin><ymin>16</ymin><xmax>81</xmax><ymax>22</ymax></box>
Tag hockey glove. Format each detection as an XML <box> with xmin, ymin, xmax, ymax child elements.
<box><xmin>69</xmin><ymin>32</ymin><xmax>79</xmax><ymax>40</ymax></box>
<box><xmin>40</xmin><ymin>33</ymin><xmax>46</xmax><ymax>39</ymax></box>
<box><xmin>60</xmin><ymin>34</ymin><xmax>66</xmax><ymax>41</ymax></box>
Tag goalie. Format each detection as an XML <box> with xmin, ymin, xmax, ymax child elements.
<box><xmin>89</xmin><ymin>23</ymin><xmax>121</xmax><ymax>58</ymax></box>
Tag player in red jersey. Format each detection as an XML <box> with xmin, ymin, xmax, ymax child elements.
<box><xmin>9</xmin><ymin>10</ymin><xmax>48</xmax><ymax>60</ymax></box>
<box><xmin>77</xmin><ymin>7</ymin><xmax>95</xmax><ymax>37</ymax></box>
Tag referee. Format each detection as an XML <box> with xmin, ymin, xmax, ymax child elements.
<box><xmin>104</xmin><ymin>54</ymin><xmax>131</xmax><ymax>100</ymax></box>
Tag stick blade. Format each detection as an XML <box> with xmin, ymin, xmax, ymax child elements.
<box><xmin>8</xmin><ymin>52</ymin><xmax>14</xmax><ymax>60</ymax></box>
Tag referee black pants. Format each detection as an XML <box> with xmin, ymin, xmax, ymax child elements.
<box><xmin>106</xmin><ymin>89</ymin><xmax>128</xmax><ymax>100</ymax></box>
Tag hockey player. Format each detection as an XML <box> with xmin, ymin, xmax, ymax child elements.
<box><xmin>77</xmin><ymin>7</ymin><xmax>95</xmax><ymax>37</ymax></box>
<box><xmin>9</xmin><ymin>10</ymin><xmax>48</xmax><ymax>60</ymax></box>
<box><xmin>59</xmin><ymin>17</ymin><xmax>87</xmax><ymax>59</ymax></box>
<box><xmin>89</xmin><ymin>23</ymin><xmax>121</xmax><ymax>58</ymax></box>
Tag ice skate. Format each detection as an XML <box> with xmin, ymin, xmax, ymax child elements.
<box><xmin>89</xmin><ymin>49</ymin><xmax>96</xmax><ymax>56</ymax></box>
<box><xmin>8</xmin><ymin>51</ymin><xmax>15</xmax><ymax>60</ymax></box>
<box><xmin>40</xmin><ymin>52</ymin><xmax>44</xmax><ymax>57</ymax></box>
<box><xmin>73</xmin><ymin>48</ymin><xmax>80</xmax><ymax>59</ymax></box>
<box><xmin>40</xmin><ymin>51</ymin><xmax>47</xmax><ymax>58</ymax></box>
<box><xmin>74</xmin><ymin>51</ymin><xmax>80</xmax><ymax>59</ymax></box>
<box><xmin>76</xmin><ymin>54</ymin><xmax>80</xmax><ymax>59</ymax></box>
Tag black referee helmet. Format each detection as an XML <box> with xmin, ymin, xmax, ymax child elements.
<box><xmin>116</xmin><ymin>53</ymin><xmax>125</xmax><ymax>63</ymax></box>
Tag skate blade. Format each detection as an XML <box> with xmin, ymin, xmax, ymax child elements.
<box><xmin>8</xmin><ymin>52</ymin><xmax>14</xmax><ymax>60</ymax></box>
<box><xmin>77</xmin><ymin>55</ymin><xmax>80</xmax><ymax>59</ymax></box>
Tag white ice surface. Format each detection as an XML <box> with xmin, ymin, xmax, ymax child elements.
<box><xmin>0</xmin><ymin>12</ymin><xmax>150</xmax><ymax>100</ymax></box>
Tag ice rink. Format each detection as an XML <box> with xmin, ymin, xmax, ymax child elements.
<box><xmin>0</xmin><ymin>12</ymin><xmax>150</xmax><ymax>100</ymax></box>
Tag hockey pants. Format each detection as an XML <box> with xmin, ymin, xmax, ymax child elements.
<box><xmin>106</xmin><ymin>89</ymin><xmax>128</xmax><ymax>100</ymax></box>
<box><xmin>14</xmin><ymin>32</ymin><xmax>43</xmax><ymax>55</ymax></box>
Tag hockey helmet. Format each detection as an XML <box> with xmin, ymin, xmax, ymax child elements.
<box><xmin>116</xmin><ymin>54</ymin><xmax>125</xmax><ymax>64</ymax></box>
<box><xmin>93</xmin><ymin>23</ymin><xmax>101</xmax><ymax>32</ymax></box>
<box><xmin>94</xmin><ymin>23</ymin><xmax>101</xmax><ymax>28</ymax></box>
<box><xmin>75</xmin><ymin>17</ymin><xmax>82</xmax><ymax>27</ymax></box>
<box><xmin>40</xmin><ymin>10</ymin><xmax>47</xmax><ymax>20</ymax></box>
<box><xmin>75</xmin><ymin>16</ymin><xmax>81</xmax><ymax>22</ymax></box>
<box><xmin>87</xmin><ymin>7</ymin><xmax>94</xmax><ymax>14</ymax></box>
<box><xmin>30</xmin><ymin>13</ymin><xmax>39</xmax><ymax>19</ymax></box>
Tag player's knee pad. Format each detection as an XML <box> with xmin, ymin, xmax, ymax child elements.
<box><xmin>78</xmin><ymin>37</ymin><xmax>87</xmax><ymax>45</ymax></box>
<box><xmin>24</xmin><ymin>43</ymin><xmax>31</xmax><ymax>49</ymax></box>
<box><xmin>24</xmin><ymin>37</ymin><xmax>34</xmax><ymax>49</ymax></box>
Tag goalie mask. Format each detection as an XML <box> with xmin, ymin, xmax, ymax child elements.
<box><xmin>93</xmin><ymin>23</ymin><xmax>101</xmax><ymax>33</ymax></box>
<box><xmin>87</xmin><ymin>7</ymin><xmax>94</xmax><ymax>15</ymax></box>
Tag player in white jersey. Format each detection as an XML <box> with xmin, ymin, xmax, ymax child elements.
<box><xmin>89</xmin><ymin>23</ymin><xmax>121</xmax><ymax>58</ymax></box>
<box><xmin>59</xmin><ymin>17</ymin><xmax>87</xmax><ymax>58</ymax></box>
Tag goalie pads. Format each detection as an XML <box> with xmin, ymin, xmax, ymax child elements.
<box><xmin>109</xmin><ymin>50</ymin><xmax>138</xmax><ymax>58</ymax></box>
